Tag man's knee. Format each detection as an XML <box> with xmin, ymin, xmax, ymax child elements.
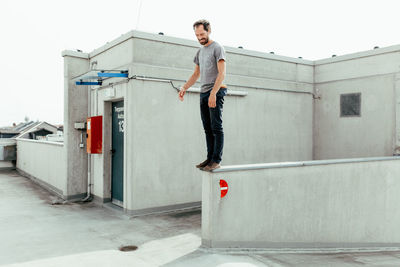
<box><xmin>211</xmin><ymin>127</ymin><xmax>223</xmax><ymax>135</ymax></box>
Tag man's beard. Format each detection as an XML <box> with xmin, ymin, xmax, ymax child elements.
<box><xmin>199</xmin><ymin>37</ymin><xmax>209</xmax><ymax>45</ymax></box>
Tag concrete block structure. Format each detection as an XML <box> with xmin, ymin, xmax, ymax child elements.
<box><xmin>58</xmin><ymin>30</ymin><xmax>400</xmax><ymax>221</ymax></box>
<box><xmin>62</xmin><ymin>31</ymin><xmax>316</xmax><ymax>214</ymax></box>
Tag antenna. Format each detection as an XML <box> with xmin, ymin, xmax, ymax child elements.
<box><xmin>136</xmin><ymin>0</ymin><xmax>143</xmax><ymax>30</ymax></box>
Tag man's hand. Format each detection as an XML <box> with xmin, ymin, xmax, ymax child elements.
<box><xmin>208</xmin><ymin>92</ymin><xmax>216</xmax><ymax>108</ymax></box>
<box><xmin>179</xmin><ymin>87</ymin><xmax>186</xmax><ymax>101</ymax></box>
<box><xmin>180</xmin><ymin>65</ymin><xmax>200</xmax><ymax>102</ymax></box>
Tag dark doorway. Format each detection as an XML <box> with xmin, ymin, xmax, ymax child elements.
<box><xmin>111</xmin><ymin>100</ymin><xmax>124</xmax><ymax>206</ymax></box>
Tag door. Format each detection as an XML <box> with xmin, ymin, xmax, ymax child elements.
<box><xmin>111</xmin><ymin>100</ymin><xmax>124</xmax><ymax>206</ymax></box>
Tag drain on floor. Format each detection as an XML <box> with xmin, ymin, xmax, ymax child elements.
<box><xmin>119</xmin><ymin>245</ymin><xmax>138</xmax><ymax>252</ymax></box>
<box><xmin>51</xmin><ymin>198</ymin><xmax>68</xmax><ymax>205</ymax></box>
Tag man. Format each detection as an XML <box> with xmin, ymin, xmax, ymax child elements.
<box><xmin>179</xmin><ymin>19</ymin><xmax>227</xmax><ymax>172</ymax></box>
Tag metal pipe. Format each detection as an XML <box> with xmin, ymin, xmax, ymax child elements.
<box><xmin>212</xmin><ymin>156</ymin><xmax>400</xmax><ymax>173</ymax></box>
<box><xmin>82</xmin><ymin>61</ymin><xmax>98</xmax><ymax>202</ymax></box>
<box><xmin>82</xmin><ymin>84</ymin><xmax>91</xmax><ymax>202</ymax></box>
<box><xmin>94</xmin><ymin>74</ymin><xmax>315</xmax><ymax>97</ymax></box>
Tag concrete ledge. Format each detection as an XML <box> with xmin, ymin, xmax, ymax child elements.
<box><xmin>16</xmin><ymin>138</ymin><xmax>64</xmax><ymax>147</ymax></box>
<box><xmin>315</xmin><ymin>44</ymin><xmax>400</xmax><ymax>65</ymax></box>
<box><xmin>17</xmin><ymin>168</ymin><xmax>64</xmax><ymax>198</ymax></box>
<box><xmin>127</xmin><ymin>201</ymin><xmax>201</xmax><ymax>217</ymax></box>
<box><xmin>92</xmin><ymin>195</ymin><xmax>201</xmax><ymax>217</ymax></box>
<box><xmin>202</xmin><ymin>158</ymin><xmax>400</xmax><ymax>249</ymax></box>
<box><xmin>61</xmin><ymin>50</ymin><xmax>89</xmax><ymax>59</ymax></box>
<box><xmin>133</xmin><ymin>30</ymin><xmax>313</xmax><ymax>64</ymax></box>
<box><xmin>213</xmin><ymin>156</ymin><xmax>400</xmax><ymax>173</ymax></box>
<box><xmin>16</xmin><ymin>168</ymin><xmax>87</xmax><ymax>202</ymax></box>
<box><xmin>202</xmin><ymin>239</ymin><xmax>400</xmax><ymax>249</ymax></box>
<box><xmin>88</xmin><ymin>30</ymin><xmax>314</xmax><ymax>65</ymax></box>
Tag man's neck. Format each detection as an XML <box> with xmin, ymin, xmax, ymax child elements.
<box><xmin>204</xmin><ymin>40</ymin><xmax>214</xmax><ymax>47</ymax></box>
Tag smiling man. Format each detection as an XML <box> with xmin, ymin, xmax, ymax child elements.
<box><xmin>179</xmin><ymin>19</ymin><xmax>227</xmax><ymax>171</ymax></box>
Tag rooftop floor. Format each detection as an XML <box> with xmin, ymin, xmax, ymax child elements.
<box><xmin>2</xmin><ymin>169</ymin><xmax>400</xmax><ymax>266</ymax></box>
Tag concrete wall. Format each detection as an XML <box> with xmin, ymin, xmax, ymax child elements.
<box><xmin>80</xmin><ymin>31</ymin><xmax>315</xmax><ymax>213</ymax></box>
<box><xmin>16</xmin><ymin>139</ymin><xmax>66</xmax><ymax>197</ymax></box>
<box><xmin>202</xmin><ymin>157</ymin><xmax>400</xmax><ymax>249</ymax></box>
<box><xmin>314</xmin><ymin>47</ymin><xmax>400</xmax><ymax>159</ymax></box>
<box><xmin>62</xmin><ymin>51</ymin><xmax>89</xmax><ymax>200</ymax></box>
<box><xmin>128</xmin><ymin>32</ymin><xmax>315</xmax><ymax>165</ymax></box>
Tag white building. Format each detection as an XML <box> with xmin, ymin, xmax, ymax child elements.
<box><xmin>14</xmin><ymin>30</ymin><xmax>400</xmax><ymax>223</ymax></box>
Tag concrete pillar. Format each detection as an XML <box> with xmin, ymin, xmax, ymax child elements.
<box><xmin>395</xmin><ymin>73</ymin><xmax>400</xmax><ymax>155</ymax></box>
<box><xmin>62</xmin><ymin>50</ymin><xmax>89</xmax><ymax>200</ymax></box>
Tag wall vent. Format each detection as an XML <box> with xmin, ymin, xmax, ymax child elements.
<box><xmin>340</xmin><ymin>93</ymin><xmax>361</xmax><ymax>117</ymax></box>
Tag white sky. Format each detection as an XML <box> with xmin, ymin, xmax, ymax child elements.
<box><xmin>1</xmin><ymin>0</ymin><xmax>400</xmax><ymax>127</ymax></box>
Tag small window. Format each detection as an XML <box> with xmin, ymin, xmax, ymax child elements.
<box><xmin>340</xmin><ymin>93</ymin><xmax>361</xmax><ymax>117</ymax></box>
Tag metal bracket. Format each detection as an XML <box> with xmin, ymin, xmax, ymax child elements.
<box><xmin>73</xmin><ymin>70</ymin><xmax>128</xmax><ymax>86</ymax></box>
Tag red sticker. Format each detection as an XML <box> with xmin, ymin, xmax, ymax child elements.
<box><xmin>220</xmin><ymin>179</ymin><xmax>228</xmax><ymax>198</ymax></box>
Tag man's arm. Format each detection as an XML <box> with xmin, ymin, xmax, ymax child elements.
<box><xmin>208</xmin><ymin>59</ymin><xmax>226</xmax><ymax>108</ymax></box>
<box><xmin>179</xmin><ymin>65</ymin><xmax>200</xmax><ymax>101</ymax></box>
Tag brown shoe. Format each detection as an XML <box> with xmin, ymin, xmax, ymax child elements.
<box><xmin>202</xmin><ymin>162</ymin><xmax>220</xmax><ymax>172</ymax></box>
<box><xmin>196</xmin><ymin>159</ymin><xmax>211</xmax><ymax>168</ymax></box>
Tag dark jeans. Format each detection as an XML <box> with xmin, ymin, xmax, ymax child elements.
<box><xmin>200</xmin><ymin>88</ymin><xmax>227</xmax><ymax>164</ymax></box>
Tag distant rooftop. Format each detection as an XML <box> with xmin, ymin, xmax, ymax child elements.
<box><xmin>0</xmin><ymin>121</ymin><xmax>36</xmax><ymax>135</ymax></box>
<box><xmin>0</xmin><ymin>121</ymin><xmax>62</xmax><ymax>139</ymax></box>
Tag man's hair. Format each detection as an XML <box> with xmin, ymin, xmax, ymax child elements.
<box><xmin>193</xmin><ymin>19</ymin><xmax>210</xmax><ymax>31</ymax></box>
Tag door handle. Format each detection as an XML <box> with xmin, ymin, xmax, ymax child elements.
<box><xmin>110</xmin><ymin>149</ymin><xmax>116</xmax><ymax>155</ymax></box>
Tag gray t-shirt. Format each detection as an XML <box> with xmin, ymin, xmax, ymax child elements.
<box><xmin>194</xmin><ymin>41</ymin><xmax>226</xmax><ymax>93</ymax></box>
